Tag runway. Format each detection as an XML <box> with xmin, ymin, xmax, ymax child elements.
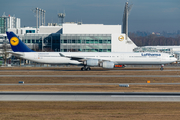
<box><xmin>1</xmin><ymin>83</ymin><xmax>180</xmax><ymax>85</ymax></box>
<box><xmin>0</xmin><ymin>69</ymin><xmax>180</xmax><ymax>72</ymax></box>
<box><xmin>1</xmin><ymin>92</ymin><xmax>180</xmax><ymax>101</ymax></box>
<box><xmin>0</xmin><ymin>75</ymin><xmax>180</xmax><ymax>77</ymax></box>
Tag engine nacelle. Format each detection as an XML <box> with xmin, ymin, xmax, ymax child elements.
<box><xmin>84</xmin><ymin>59</ymin><xmax>99</xmax><ymax>66</ymax></box>
<box><xmin>100</xmin><ymin>61</ymin><xmax>114</xmax><ymax>69</ymax></box>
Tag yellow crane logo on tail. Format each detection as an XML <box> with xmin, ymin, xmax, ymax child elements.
<box><xmin>10</xmin><ymin>37</ymin><xmax>19</xmax><ymax>46</ymax></box>
<box><xmin>118</xmin><ymin>35</ymin><xmax>124</xmax><ymax>41</ymax></box>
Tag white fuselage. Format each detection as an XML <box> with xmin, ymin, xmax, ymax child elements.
<box><xmin>16</xmin><ymin>52</ymin><xmax>177</xmax><ymax>65</ymax></box>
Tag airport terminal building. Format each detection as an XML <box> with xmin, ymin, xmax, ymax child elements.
<box><xmin>8</xmin><ymin>23</ymin><xmax>137</xmax><ymax>52</ymax></box>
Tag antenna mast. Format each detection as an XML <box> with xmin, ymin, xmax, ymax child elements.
<box><xmin>122</xmin><ymin>1</ymin><xmax>133</xmax><ymax>40</ymax></box>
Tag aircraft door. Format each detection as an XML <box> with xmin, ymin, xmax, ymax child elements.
<box><xmin>162</xmin><ymin>54</ymin><xmax>166</xmax><ymax>60</ymax></box>
<box><xmin>34</xmin><ymin>53</ymin><xmax>38</xmax><ymax>59</ymax></box>
<box><xmin>120</xmin><ymin>54</ymin><xmax>124</xmax><ymax>60</ymax></box>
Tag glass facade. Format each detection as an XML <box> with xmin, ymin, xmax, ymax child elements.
<box><xmin>0</xmin><ymin>17</ymin><xmax>7</xmax><ymax>34</ymax></box>
<box><xmin>133</xmin><ymin>47</ymin><xmax>159</xmax><ymax>52</ymax></box>
<box><xmin>18</xmin><ymin>34</ymin><xmax>111</xmax><ymax>52</ymax></box>
<box><xmin>26</xmin><ymin>30</ymin><xmax>35</xmax><ymax>33</ymax></box>
<box><xmin>133</xmin><ymin>47</ymin><xmax>173</xmax><ymax>54</ymax></box>
<box><xmin>60</xmin><ymin>34</ymin><xmax>111</xmax><ymax>52</ymax></box>
<box><xmin>21</xmin><ymin>33</ymin><xmax>60</xmax><ymax>51</ymax></box>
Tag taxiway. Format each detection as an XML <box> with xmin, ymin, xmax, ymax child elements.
<box><xmin>0</xmin><ymin>75</ymin><xmax>180</xmax><ymax>77</ymax></box>
<box><xmin>1</xmin><ymin>92</ymin><xmax>180</xmax><ymax>102</ymax></box>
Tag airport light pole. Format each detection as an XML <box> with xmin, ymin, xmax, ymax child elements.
<box><xmin>36</xmin><ymin>8</ymin><xmax>39</xmax><ymax>33</ymax></box>
<box><xmin>44</xmin><ymin>10</ymin><xmax>46</xmax><ymax>26</ymax></box>
<box><xmin>39</xmin><ymin>8</ymin><xmax>41</xmax><ymax>28</ymax></box>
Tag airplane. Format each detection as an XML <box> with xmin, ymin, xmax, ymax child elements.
<box><xmin>6</xmin><ymin>31</ymin><xmax>177</xmax><ymax>71</ymax></box>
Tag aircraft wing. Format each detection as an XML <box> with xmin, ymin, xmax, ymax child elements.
<box><xmin>59</xmin><ymin>53</ymin><xmax>116</xmax><ymax>69</ymax></box>
<box><xmin>59</xmin><ymin>53</ymin><xmax>109</xmax><ymax>62</ymax></box>
<box><xmin>59</xmin><ymin>53</ymin><xmax>86</xmax><ymax>61</ymax></box>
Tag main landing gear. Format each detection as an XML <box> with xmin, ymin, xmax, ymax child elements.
<box><xmin>81</xmin><ymin>66</ymin><xmax>91</xmax><ymax>71</ymax></box>
<box><xmin>160</xmin><ymin>64</ymin><xmax>164</xmax><ymax>71</ymax></box>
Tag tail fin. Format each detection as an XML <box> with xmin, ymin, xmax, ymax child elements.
<box><xmin>6</xmin><ymin>31</ymin><xmax>34</xmax><ymax>52</ymax></box>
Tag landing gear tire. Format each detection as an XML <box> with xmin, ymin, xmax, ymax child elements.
<box><xmin>81</xmin><ymin>67</ymin><xmax>86</xmax><ymax>71</ymax></box>
<box><xmin>81</xmin><ymin>66</ymin><xmax>91</xmax><ymax>71</ymax></box>
<box><xmin>86</xmin><ymin>67</ymin><xmax>91</xmax><ymax>71</ymax></box>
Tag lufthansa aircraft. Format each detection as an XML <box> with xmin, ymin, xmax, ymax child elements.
<box><xmin>6</xmin><ymin>32</ymin><xmax>177</xmax><ymax>70</ymax></box>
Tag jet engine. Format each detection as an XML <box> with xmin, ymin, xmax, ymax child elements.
<box><xmin>100</xmin><ymin>61</ymin><xmax>114</xmax><ymax>69</ymax></box>
<box><xmin>83</xmin><ymin>59</ymin><xmax>99</xmax><ymax>66</ymax></box>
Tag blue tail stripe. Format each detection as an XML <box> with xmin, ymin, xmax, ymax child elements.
<box><xmin>6</xmin><ymin>32</ymin><xmax>34</xmax><ymax>52</ymax></box>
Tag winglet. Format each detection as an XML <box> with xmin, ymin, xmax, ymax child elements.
<box><xmin>6</xmin><ymin>31</ymin><xmax>34</xmax><ymax>52</ymax></box>
<box><xmin>59</xmin><ymin>53</ymin><xmax>65</xmax><ymax>57</ymax></box>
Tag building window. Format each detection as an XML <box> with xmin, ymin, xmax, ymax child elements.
<box><xmin>103</xmin><ymin>49</ymin><xmax>107</xmax><ymax>52</ymax></box>
<box><xmin>64</xmin><ymin>40</ymin><xmax>67</xmax><ymax>43</ymax></box>
<box><xmin>99</xmin><ymin>40</ymin><xmax>102</xmax><ymax>44</ymax></box>
<box><xmin>78</xmin><ymin>40</ymin><xmax>81</xmax><ymax>43</ymax></box>
<box><xmin>28</xmin><ymin>40</ymin><xmax>31</xmax><ymax>43</ymax></box>
<box><xmin>90</xmin><ymin>40</ymin><xmax>94</xmax><ymax>44</ymax></box>
<box><xmin>99</xmin><ymin>49</ymin><xmax>102</xmax><ymax>52</ymax></box>
<box><xmin>86</xmin><ymin>40</ymin><xmax>90</xmax><ymax>44</ymax></box>
<box><xmin>68</xmin><ymin>40</ymin><xmax>71</xmax><ymax>43</ymax></box>
<box><xmin>26</xmin><ymin>30</ymin><xmax>35</xmax><ymax>33</ymax></box>
<box><xmin>82</xmin><ymin>40</ymin><xmax>85</xmax><ymax>43</ymax></box>
<box><xmin>72</xmin><ymin>40</ymin><xmax>75</xmax><ymax>43</ymax></box>
<box><xmin>103</xmin><ymin>40</ymin><xmax>107</xmax><ymax>44</ymax></box>
<box><xmin>32</xmin><ymin>40</ymin><xmax>35</xmax><ymax>43</ymax></box>
<box><xmin>36</xmin><ymin>40</ymin><xmax>39</xmax><ymax>43</ymax></box>
<box><xmin>108</xmin><ymin>40</ymin><xmax>111</xmax><ymax>44</ymax></box>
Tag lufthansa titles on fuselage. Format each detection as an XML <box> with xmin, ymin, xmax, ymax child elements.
<box><xmin>141</xmin><ymin>53</ymin><xmax>161</xmax><ymax>57</ymax></box>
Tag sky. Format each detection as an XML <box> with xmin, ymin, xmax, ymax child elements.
<box><xmin>0</xmin><ymin>0</ymin><xmax>180</xmax><ymax>32</ymax></box>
